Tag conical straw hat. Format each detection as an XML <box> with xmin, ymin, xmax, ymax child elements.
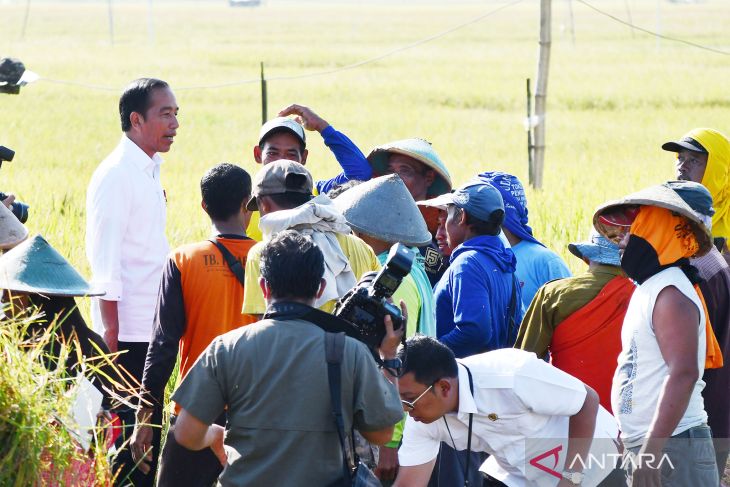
<box><xmin>332</xmin><ymin>174</ymin><xmax>432</xmax><ymax>247</ymax></box>
<box><xmin>0</xmin><ymin>234</ymin><xmax>103</xmax><ymax>296</ymax></box>
<box><xmin>0</xmin><ymin>202</ymin><xmax>28</xmax><ymax>249</ymax></box>
<box><xmin>367</xmin><ymin>138</ymin><xmax>452</xmax><ymax>197</ymax></box>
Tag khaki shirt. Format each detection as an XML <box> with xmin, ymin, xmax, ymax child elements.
<box><xmin>173</xmin><ymin>317</ymin><xmax>402</xmax><ymax>486</ymax></box>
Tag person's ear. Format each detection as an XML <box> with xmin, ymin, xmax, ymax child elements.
<box><xmin>257</xmin><ymin>196</ymin><xmax>269</xmax><ymax>215</ymax></box>
<box><xmin>253</xmin><ymin>145</ymin><xmax>263</xmax><ymax>164</ymax></box>
<box><xmin>130</xmin><ymin>111</ymin><xmax>143</xmax><ymax>130</ymax></box>
<box><xmin>300</xmin><ymin>149</ymin><xmax>309</xmax><ymax>165</ymax></box>
<box><xmin>259</xmin><ymin>277</ymin><xmax>271</xmax><ymax>299</ymax></box>
<box><xmin>201</xmin><ymin>200</ymin><xmax>208</xmax><ymax>213</ymax></box>
<box><xmin>241</xmin><ymin>200</ymin><xmax>253</xmax><ymax>227</ymax></box>
<box><xmin>435</xmin><ymin>378</ymin><xmax>452</xmax><ymax>398</ymax></box>
<box><xmin>459</xmin><ymin>209</ymin><xmax>468</xmax><ymax>226</ymax></box>
<box><xmin>315</xmin><ymin>278</ymin><xmax>326</xmax><ymax>299</ymax></box>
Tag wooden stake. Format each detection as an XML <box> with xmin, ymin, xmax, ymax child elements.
<box><xmin>260</xmin><ymin>62</ymin><xmax>268</xmax><ymax>125</ymax></box>
<box><xmin>20</xmin><ymin>0</ymin><xmax>31</xmax><ymax>41</ymax></box>
<box><xmin>532</xmin><ymin>0</ymin><xmax>552</xmax><ymax>189</ymax></box>
<box><xmin>108</xmin><ymin>0</ymin><xmax>115</xmax><ymax>46</ymax></box>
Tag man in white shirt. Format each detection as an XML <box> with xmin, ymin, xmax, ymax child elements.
<box><xmin>86</xmin><ymin>77</ymin><xmax>178</xmax><ymax>486</ymax></box>
<box><xmin>392</xmin><ymin>336</ymin><xmax>619</xmax><ymax>487</ymax></box>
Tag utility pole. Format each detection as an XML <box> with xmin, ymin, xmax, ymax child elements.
<box><xmin>531</xmin><ymin>0</ymin><xmax>552</xmax><ymax>189</ymax></box>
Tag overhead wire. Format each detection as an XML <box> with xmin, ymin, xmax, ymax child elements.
<box><xmin>34</xmin><ymin>0</ymin><xmax>526</xmax><ymax>92</ymax></box>
<box><xmin>574</xmin><ymin>0</ymin><xmax>730</xmax><ymax>56</ymax></box>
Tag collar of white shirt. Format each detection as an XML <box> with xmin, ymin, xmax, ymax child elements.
<box><xmin>120</xmin><ymin>134</ymin><xmax>164</xmax><ymax>177</ymax></box>
<box><xmin>455</xmin><ymin>362</ymin><xmax>478</xmax><ymax>420</ymax></box>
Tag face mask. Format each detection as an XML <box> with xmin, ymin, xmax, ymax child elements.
<box><xmin>620</xmin><ymin>206</ymin><xmax>699</xmax><ymax>283</ymax></box>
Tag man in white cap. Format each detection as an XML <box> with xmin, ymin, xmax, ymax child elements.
<box><xmin>242</xmin><ymin>160</ymin><xmax>380</xmax><ymax>317</ymax></box>
<box><xmin>247</xmin><ymin>104</ymin><xmax>371</xmax><ymax>241</ymax></box>
<box><xmin>595</xmin><ymin>181</ymin><xmax>721</xmax><ymax>486</ymax></box>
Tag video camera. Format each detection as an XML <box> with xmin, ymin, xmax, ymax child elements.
<box><xmin>0</xmin><ymin>145</ymin><xmax>30</xmax><ymax>223</ymax></box>
<box><xmin>0</xmin><ymin>58</ymin><xmax>26</xmax><ymax>95</ymax></box>
<box><xmin>334</xmin><ymin>243</ymin><xmax>414</xmax><ymax>351</ymax></box>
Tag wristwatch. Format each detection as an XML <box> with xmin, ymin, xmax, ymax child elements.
<box><xmin>562</xmin><ymin>471</ymin><xmax>584</xmax><ymax>485</ymax></box>
<box><xmin>381</xmin><ymin>358</ymin><xmax>402</xmax><ymax>372</ymax></box>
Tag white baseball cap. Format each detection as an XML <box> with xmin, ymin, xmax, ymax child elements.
<box><xmin>258</xmin><ymin>117</ymin><xmax>306</xmax><ymax>147</ymax></box>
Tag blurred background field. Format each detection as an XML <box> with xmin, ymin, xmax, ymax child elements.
<box><xmin>1</xmin><ymin>0</ymin><xmax>729</xmax><ymax>319</ymax></box>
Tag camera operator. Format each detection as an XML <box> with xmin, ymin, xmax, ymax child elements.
<box><xmin>158</xmin><ymin>230</ymin><xmax>404</xmax><ymax>486</ymax></box>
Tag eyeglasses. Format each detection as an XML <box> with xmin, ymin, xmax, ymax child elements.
<box><xmin>401</xmin><ymin>384</ymin><xmax>434</xmax><ymax>411</ymax></box>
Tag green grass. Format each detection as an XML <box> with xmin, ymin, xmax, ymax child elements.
<box><xmin>1</xmin><ymin>0</ymin><xmax>728</xmax><ymax>298</ymax></box>
<box><xmin>0</xmin><ymin>0</ymin><xmax>729</xmax><ymax>479</ymax></box>
<box><xmin>0</xmin><ymin>311</ymin><xmax>118</xmax><ymax>486</ymax></box>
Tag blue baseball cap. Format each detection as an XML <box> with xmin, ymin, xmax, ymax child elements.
<box><xmin>417</xmin><ymin>180</ymin><xmax>504</xmax><ymax>221</ymax></box>
<box><xmin>568</xmin><ymin>229</ymin><xmax>621</xmax><ymax>266</ymax></box>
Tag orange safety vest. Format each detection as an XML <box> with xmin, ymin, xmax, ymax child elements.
<box><xmin>550</xmin><ymin>276</ymin><xmax>635</xmax><ymax>414</ymax></box>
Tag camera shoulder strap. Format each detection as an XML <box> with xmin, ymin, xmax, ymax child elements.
<box><xmin>264</xmin><ymin>302</ymin><xmax>362</xmax><ymax>340</ymax></box>
<box><xmin>324</xmin><ymin>331</ymin><xmax>353</xmax><ymax>486</ymax></box>
<box><xmin>208</xmin><ymin>238</ymin><xmax>246</xmax><ymax>287</ymax></box>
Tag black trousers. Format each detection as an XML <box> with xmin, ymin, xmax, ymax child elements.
<box><xmin>157</xmin><ymin>413</ymin><xmax>227</xmax><ymax>487</ymax></box>
<box><xmin>112</xmin><ymin>341</ymin><xmax>161</xmax><ymax>487</ymax></box>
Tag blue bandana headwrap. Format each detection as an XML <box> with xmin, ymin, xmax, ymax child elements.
<box><xmin>470</xmin><ymin>171</ymin><xmax>544</xmax><ymax>247</ymax></box>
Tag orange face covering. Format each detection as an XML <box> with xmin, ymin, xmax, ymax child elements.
<box><xmin>629</xmin><ymin>206</ymin><xmax>699</xmax><ymax>264</ymax></box>
<box><xmin>625</xmin><ymin>206</ymin><xmax>722</xmax><ymax>368</ymax></box>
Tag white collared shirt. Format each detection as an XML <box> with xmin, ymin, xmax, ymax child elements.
<box><xmin>85</xmin><ymin>135</ymin><xmax>169</xmax><ymax>342</ymax></box>
<box><xmin>399</xmin><ymin>349</ymin><xmax>619</xmax><ymax>487</ymax></box>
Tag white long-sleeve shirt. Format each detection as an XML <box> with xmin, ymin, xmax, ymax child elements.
<box><xmin>85</xmin><ymin>135</ymin><xmax>169</xmax><ymax>342</ymax></box>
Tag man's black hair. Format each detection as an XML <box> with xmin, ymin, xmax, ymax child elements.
<box><xmin>398</xmin><ymin>335</ymin><xmax>458</xmax><ymax>385</ymax></box>
<box><xmin>453</xmin><ymin>206</ymin><xmax>504</xmax><ymax>236</ymax></box>
<box><xmin>266</xmin><ymin>191</ymin><xmax>313</xmax><ymax>210</ymax></box>
<box><xmin>260</xmin><ymin>230</ymin><xmax>324</xmax><ymax>300</ymax></box>
<box><xmin>200</xmin><ymin>163</ymin><xmax>252</xmax><ymax>221</ymax></box>
<box><xmin>119</xmin><ymin>78</ymin><xmax>170</xmax><ymax>132</ymax></box>
<box><xmin>259</xmin><ymin>127</ymin><xmax>306</xmax><ymax>154</ymax></box>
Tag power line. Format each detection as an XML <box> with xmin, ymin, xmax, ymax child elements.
<box><xmin>35</xmin><ymin>0</ymin><xmax>526</xmax><ymax>92</ymax></box>
<box><xmin>574</xmin><ymin>0</ymin><xmax>730</xmax><ymax>56</ymax></box>
<box><xmin>262</xmin><ymin>0</ymin><xmax>526</xmax><ymax>83</ymax></box>
<box><xmin>38</xmin><ymin>78</ymin><xmax>119</xmax><ymax>92</ymax></box>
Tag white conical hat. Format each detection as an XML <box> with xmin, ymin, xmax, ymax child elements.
<box><xmin>0</xmin><ymin>202</ymin><xmax>28</xmax><ymax>249</ymax></box>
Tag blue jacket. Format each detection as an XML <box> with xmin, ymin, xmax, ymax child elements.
<box><xmin>434</xmin><ymin>235</ymin><xmax>523</xmax><ymax>358</ymax></box>
<box><xmin>314</xmin><ymin>125</ymin><xmax>372</xmax><ymax>194</ymax></box>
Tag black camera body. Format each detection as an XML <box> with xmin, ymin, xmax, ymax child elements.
<box><xmin>0</xmin><ymin>145</ymin><xmax>30</xmax><ymax>223</ymax></box>
<box><xmin>334</xmin><ymin>243</ymin><xmax>414</xmax><ymax>350</ymax></box>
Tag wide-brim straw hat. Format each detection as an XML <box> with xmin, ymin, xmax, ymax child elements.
<box><xmin>593</xmin><ymin>182</ymin><xmax>714</xmax><ymax>257</ymax></box>
<box><xmin>0</xmin><ymin>202</ymin><xmax>28</xmax><ymax>250</ymax></box>
<box><xmin>0</xmin><ymin>234</ymin><xmax>104</xmax><ymax>297</ymax></box>
<box><xmin>367</xmin><ymin>138</ymin><xmax>452</xmax><ymax>197</ymax></box>
<box><xmin>332</xmin><ymin>174</ymin><xmax>432</xmax><ymax>247</ymax></box>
